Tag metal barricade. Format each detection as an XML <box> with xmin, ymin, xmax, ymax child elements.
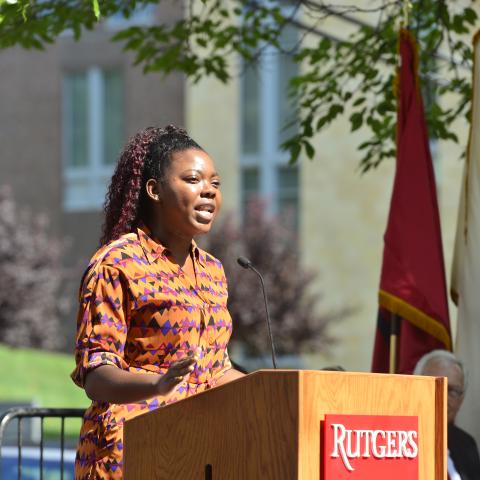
<box><xmin>0</xmin><ymin>407</ymin><xmax>84</xmax><ymax>480</ymax></box>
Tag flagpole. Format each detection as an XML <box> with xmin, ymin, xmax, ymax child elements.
<box><xmin>372</xmin><ymin>5</ymin><xmax>452</xmax><ymax>375</ymax></box>
<box><xmin>389</xmin><ymin>315</ymin><xmax>400</xmax><ymax>373</ymax></box>
<box><xmin>387</xmin><ymin>0</ymin><xmax>409</xmax><ymax>376</ymax></box>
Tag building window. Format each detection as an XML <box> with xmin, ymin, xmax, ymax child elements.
<box><xmin>63</xmin><ymin>67</ymin><xmax>124</xmax><ymax>211</ymax></box>
<box><xmin>277</xmin><ymin>165</ymin><xmax>299</xmax><ymax>229</ymax></box>
<box><xmin>240</xmin><ymin>22</ymin><xmax>300</xmax><ymax>229</ymax></box>
<box><xmin>241</xmin><ymin>166</ymin><xmax>260</xmax><ymax>217</ymax></box>
<box><xmin>105</xmin><ymin>4</ymin><xmax>156</xmax><ymax>29</ymax></box>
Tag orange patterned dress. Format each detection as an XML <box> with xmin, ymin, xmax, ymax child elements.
<box><xmin>71</xmin><ymin>226</ymin><xmax>233</xmax><ymax>479</ymax></box>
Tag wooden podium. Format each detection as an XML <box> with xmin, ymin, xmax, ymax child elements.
<box><xmin>124</xmin><ymin>370</ymin><xmax>446</xmax><ymax>479</ymax></box>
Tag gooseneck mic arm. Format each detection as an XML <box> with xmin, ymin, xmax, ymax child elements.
<box><xmin>237</xmin><ymin>256</ymin><xmax>277</xmax><ymax>369</ymax></box>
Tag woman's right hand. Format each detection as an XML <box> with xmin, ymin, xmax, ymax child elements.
<box><xmin>155</xmin><ymin>353</ymin><xmax>198</xmax><ymax>396</ymax></box>
<box><xmin>83</xmin><ymin>350</ymin><xmax>200</xmax><ymax>404</ymax></box>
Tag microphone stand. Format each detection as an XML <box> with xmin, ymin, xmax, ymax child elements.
<box><xmin>237</xmin><ymin>257</ymin><xmax>278</xmax><ymax>369</ymax></box>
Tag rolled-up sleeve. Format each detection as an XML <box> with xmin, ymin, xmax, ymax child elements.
<box><xmin>71</xmin><ymin>265</ymin><xmax>129</xmax><ymax>388</ymax></box>
<box><xmin>211</xmin><ymin>349</ymin><xmax>232</xmax><ymax>384</ymax></box>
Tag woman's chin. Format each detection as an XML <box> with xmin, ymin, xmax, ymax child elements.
<box><xmin>192</xmin><ymin>215</ymin><xmax>215</xmax><ymax>230</ymax></box>
<box><xmin>191</xmin><ymin>222</ymin><xmax>213</xmax><ymax>237</ymax></box>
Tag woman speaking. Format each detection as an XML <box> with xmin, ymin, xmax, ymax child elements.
<box><xmin>71</xmin><ymin>125</ymin><xmax>244</xmax><ymax>479</ymax></box>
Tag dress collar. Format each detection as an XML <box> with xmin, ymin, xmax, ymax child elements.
<box><xmin>137</xmin><ymin>224</ymin><xmax>203</xmax><ymax>266</ymax></box>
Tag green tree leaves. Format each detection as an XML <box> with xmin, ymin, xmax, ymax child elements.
<box><xmin>0</xmin><ymin>0</ymin><xmax>477</xmax><ymax>170</ymax></box>
<box><xmin>92</xmin><ymin>0</ymin><xmax>100</xmax><ymax>19</ymax></box>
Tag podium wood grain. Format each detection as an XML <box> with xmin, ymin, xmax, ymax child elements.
<box><xmin>123</xmin><ymin>370</ymin><xmax>446</xmax><ymax>479</ymax></box>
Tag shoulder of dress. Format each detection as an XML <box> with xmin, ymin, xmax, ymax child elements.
<box><xmin>100</xmin><ymin>233</ymin><xmax>144</xmax><ymax>266</ymax></box>
<box><xmin>81</xmin><ymin>233</ymin><xmax>143</xmax><ymax>284</ymax></box>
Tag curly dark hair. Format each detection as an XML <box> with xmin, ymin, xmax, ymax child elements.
<box><xmin>100</xmin><ymin>125</ymin><xmax>204</xmax><ymax>246</ymax></box>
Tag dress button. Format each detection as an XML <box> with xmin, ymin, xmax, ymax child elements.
<box><xmin>207</xmin><ymin>325</ymin><xmax>216</xmax><ymax>345</ymax></box>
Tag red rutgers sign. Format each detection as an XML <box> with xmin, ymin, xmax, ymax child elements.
<box><xmin>323</xmin><ymin>414</ymin><xmax>419</xmax><ymax>479</ymax></box>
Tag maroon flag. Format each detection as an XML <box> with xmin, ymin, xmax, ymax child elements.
<box><xmin>371</xmin><ymin>29</ymin><xmax>452</xmax><ymax>374</ymax></box>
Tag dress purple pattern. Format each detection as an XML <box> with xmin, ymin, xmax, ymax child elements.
<box><xmin>71</xmin><ymin>226</ymin><xmax>233</xmax><ymax>479</ymax></box>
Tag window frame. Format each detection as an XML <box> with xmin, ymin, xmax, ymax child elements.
<box><xmin>240</xmin><ymin>15</ymin><xmax>300</xmax><ymax>218</ymax></box>
<box><xmin>62</xmin><ymin>66</ymin><xmax>124</xmax><ymax>212</ymax></box>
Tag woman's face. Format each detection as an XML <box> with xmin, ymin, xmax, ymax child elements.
<box><xmin>148</xmin><ymin>148</ymin><xmax>222</xmax><ymax>241</ymax></box>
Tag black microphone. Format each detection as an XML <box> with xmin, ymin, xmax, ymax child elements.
<box><xmin>237</xmin><ymin>256</ymin><xmax>277</xmax><ymax>369</ymax></box>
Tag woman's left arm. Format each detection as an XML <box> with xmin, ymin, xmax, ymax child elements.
<box><xmin>214</xmin><ymin>368</ymin><xmax>245</xmax><ymax>387</ymax></box>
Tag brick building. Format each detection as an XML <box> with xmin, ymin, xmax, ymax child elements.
<box><xmin>0</xmin><ymin>3</ymin><xmax>184</xmax><ymax>347</ymax></box>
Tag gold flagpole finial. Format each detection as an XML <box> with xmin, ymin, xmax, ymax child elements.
<box><xmin>402</xmin><ymin>1</ymin><xmax>413</xmax><ymax>28</ymax></box>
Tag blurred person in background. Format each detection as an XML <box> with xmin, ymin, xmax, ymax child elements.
<box><xmin>414</xmin><ymin>350</ymin><xmax>480</xmax><ymax>480</ymax></box>
<box><xmin>71</xmin><ymin>125</ymin><xmax>244</xmax><ymax>479</ymax></box>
